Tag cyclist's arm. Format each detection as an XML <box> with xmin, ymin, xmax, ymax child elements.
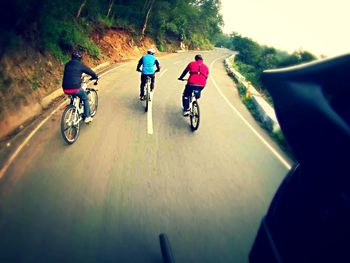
<box><xmin>204</xmin><ymin>64</ymin><xmax>209</xmax><ymax>79</ymax></box>
<box><xmin>136</xmin><ymin>57</ymin><xmax>143</xmax><ymax>72</ymax></box>
<box><xmin>178</xmin><ymin>68</ymin><xmax>189</xmax><ymax>80</ymax></box>
<box><xmin>82</xmin><ymin>64</ymin><xmax>98</xmax><ymax>80</ymax></box>
<box><xmin>155</xmin><ymin>59</ymin><xmax>160</xmax><ymax>72</ymax></box>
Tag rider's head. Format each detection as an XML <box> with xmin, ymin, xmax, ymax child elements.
<box><xmin>147</xmin><ymin>48</ymin><xmax>156</xmax><ymax>55</ymax></box>
<box><xmin>71</xmin><ymin>50</ymin><xmax>82</xmax><ymax>60</ymax></box>
<box><xmin>195</xmin><ymin>54</ymin><xmax>203</xmax><ymax>61</ymax></box>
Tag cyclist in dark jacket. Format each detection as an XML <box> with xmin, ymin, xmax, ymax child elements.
<box><xmin>136</xmin><ymin>48</ymin><xmax>160</xmax><ymax>101</ymax></box>
<box><xmin>62</xmin><ymin>51</ymin><xmax>98</xmax><ymax>123</ymax></box>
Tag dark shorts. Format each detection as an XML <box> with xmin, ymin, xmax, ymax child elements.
<box><xmin>140</xmin><ymin>74</ymin><xmax>155</xmax><ymax>96</ymax></box>
<box><xmin>183</xmin><ymin>84</ymin><xmax>204</xmax><ymax>98</ymax></box>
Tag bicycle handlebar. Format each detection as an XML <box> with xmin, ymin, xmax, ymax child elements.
<box><xmin>159</xmin><ymin>233</ymin><xmax>175</xmax><ymax>263</ymax></box>
<box><xmin>88</xmin><ymin>77</ymin><xmax>98</xmax><ymax>85</ymax></box>
<box><xmin>137</xmin><ymin>70</ymin><xmax>160</xmax><ymax>74</ymax></box>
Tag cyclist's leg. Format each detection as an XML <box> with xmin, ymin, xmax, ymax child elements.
<box><xmin>182</xmin><ymin>84</ymin><xmax>194</xmax><ymax>110</ymax></box>
<box><xmin>193</xmin><ymin>86</ymin><xmax>204</xmax><ymax>99</ymax></box>
<box><xmin>140</xmin><ymin>74</ymin><xmax>147</xmax><ymax>97</ymax></box>
<box><xmin>75</xmin><ymin>88</ymin><xmax>90</xmax><ymax>118</ymax></box>
<box><xmin>150</xmin><ymin>74</ymin><xmax>155</xmax><ymax>91</ymax></box>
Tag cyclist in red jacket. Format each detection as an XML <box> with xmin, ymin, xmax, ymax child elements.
<box><xmin>178</xmin><ymin>54</ymin><xmax>209</xmax><ymax>116</ymax></box>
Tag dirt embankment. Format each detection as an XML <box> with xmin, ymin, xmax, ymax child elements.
<box><xmin>0</xmin><ymin>28</ymin><xmax>165</xmax><ymax>140</ymax></box>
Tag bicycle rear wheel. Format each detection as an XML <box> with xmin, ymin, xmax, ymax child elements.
<box><xmin>61</xmin><ymin>105</ymin><xmax>80</xmax><ymax>144</ymax></box>
<box><xmin>190</xmin><ymin>100</ymin><xmax>200</xmax><ymax>131</ymax></box>
<box><xmin>145</xmin><ymin>82</ymin><xmax>149</xmax><ymax>112</ymax></box>
<box><xmin>88</xmin><ymin>89</ymin><xmax>98</xmax><ymax>117</ymax></box>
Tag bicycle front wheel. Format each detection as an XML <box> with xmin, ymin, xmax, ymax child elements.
<box><xmin>61</xmin><ymin>105</ymin><xmax>80</xmax><ymax>144</ymax></box>
<box><xmin>88</xmin><ymin>89</ymin><xmax>98</xmax><ymax>117</ymax></box>
<box><xmin>190</xmin><ymin>101</ymin><xmax>200</xmax><ymax>131</ymax></box>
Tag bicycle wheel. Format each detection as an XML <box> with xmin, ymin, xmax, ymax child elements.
<box><xmin>88</xmin><ymin>89</ymin><xmax>98</xmax><ymax>117</ymax></box>
<box><xmin>61</xmin><ymin>105</ymin><xmax>80</xmax><ymax>144</ymax></box>
<box><xmin>145</xmin><ymin>82</ymin><xmax>149</xmax><ymax>112</ymax></box>
<box><xmin>190</xmin><ymin>100</ymin><xmax>200</xmax><ymax>131</ymax></box>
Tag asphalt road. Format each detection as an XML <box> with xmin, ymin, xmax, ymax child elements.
<box><xmin>0</xmin><ymin>49</ymin><xmax>292</xmax><ymax>263</ymax></box>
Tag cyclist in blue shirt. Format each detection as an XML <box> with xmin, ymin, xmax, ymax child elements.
<box><xmin>136</xmin><ymin>48</ymin><xmax>161</xmax><ymax>100</ymax></box>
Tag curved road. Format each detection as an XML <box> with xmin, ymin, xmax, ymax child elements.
<box><xmin>0</xmin><ymin>49</ymin><xmax>292</xmax><ymax>262</ymax></box>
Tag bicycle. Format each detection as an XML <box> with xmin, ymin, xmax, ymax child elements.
<box><xmin>144</xmin><ymin>76</ymin><xmax>152</xmax><ymax>112</ymax></box>
<box><xmin>60</xmin><ymin>77</ymin><xmax>98</xmax><ymax>144</ymax></box>
<box><xmin>179</xmin><ymin>79</ymin><xmax>201</xmax><ymax>131</ymax></box>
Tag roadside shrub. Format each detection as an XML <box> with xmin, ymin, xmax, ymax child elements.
<box><xmin>0</xmin><ymin>71</ymin><xmax>12</xmax><ymax>92</ymax></box>
<box><xmin>234</xmin><ymin>61</ymin><xmax>260</xmax><ymax>88</ymax></box>
<box><xmin>44</xmin><ymin>42</ymin><xmax>69</xmax><ymax>62</ymax></box>
<box><xmin>0</xmin><ymin>30</ymin><xmax>23</xmax><ymax>55</ymax></box>
<box><xmin>157</xmin><ymin>43</ymin><xmax>166</xmax><ymax>52</ymax></box>
<box><xmin>273</xmin><ymin>129</ymin><xmax>286</xmax><ymax>144</ymax></box>
<box><xmin>31</xmin><ymin>71</ymin><xmax>40</xmax><ymax>90</ymax></box>
<box><xmin>237</xmin><ymin>82</ymin><xmax>246</xmax><ymax>96</ymax></box>
<box><xmin>97</xmin><ymin>15</ymin><xmax>114</xmax><ymax>28</ymax></box>
<box><xmin>187</xmin><ymin>34</ymin><xmax>213</xmax><ymax>50</ymax></box>
<box><xmin>272</xmin><ymin>128</ymin><xmax>294</xmax><ymax>156</ymax></box>
<box><xmin>39</xmin><ymin>17</ymin><xmax>100</xmax><ymax>61</ymax></box>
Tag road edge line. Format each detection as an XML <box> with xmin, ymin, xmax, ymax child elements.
<box><xmin>209</xmin><ymin>56</ymin><xmax>292</xmax><ymax>170</ymax></box>
<box><xmin>0</xmin><ymin>100</ymin><xmax>68</xmax><ymax>178</ymax></box>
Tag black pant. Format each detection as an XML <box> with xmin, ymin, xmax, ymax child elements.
<box><xmin>140</xmin><ymin>74</ymin><xmax>155</xmax><ymax>96</ymax></box>
<box><xmin>182</xmin><ymin>84</ymin><xmax>204</xmax><ymax>110</ymax></box>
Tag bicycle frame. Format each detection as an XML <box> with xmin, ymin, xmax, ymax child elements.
<box><xmin>145</xmin><ymin>77</ymin><xmax>151</xmax><ymax>97</ymax></box>
<box><xmin>67</xmin><ymin>96</ymin><xmax>82</xmax><ymax>124</ymax></box>
<box><xmin>189</xmin><ymin>92</ymin><xmax>197</xmax><ymax>116</ymax></box>
<box><xmin>69</xmin><ymin>77</ymin><xmax>95</xmax><ymax>122</ymax></box>
<box><xmin>144</xmin><ymin>76</ymin><xmax>152</xmax><ymax>112</ymax></box>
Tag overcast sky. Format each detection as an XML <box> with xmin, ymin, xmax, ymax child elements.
<box><xmin>220</xmin><ymin>0</ymin><xmax>350</xmax><ymax>57</ymax></box>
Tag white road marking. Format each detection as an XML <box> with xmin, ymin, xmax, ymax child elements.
<box><xmin>209</xmin><ymin>56</ymin><xmax>292</xmax><ymax>170</ymax></box>
<box><xmin>147</xmin><ymin>94</ymin><xmax>153</xmax><ymax>135</ymax></box>
<box><xmin>158</xmin><ymin>68</ymin><xmax>168</xmax><ymax>78</ymax></box>
<box><xmin>0</xmin><ymin>62</ymin><xmax>133</xmax><ymax>178</ymax></box>
<box><xmin>99</xmin><ymin>63</ymin><xmax>131</xmax><ymax>77</ymax></box>
<box><xmin>146</xmin><ymin>68</ymin><xmax>167</xmax><ymax>135</ymax></box>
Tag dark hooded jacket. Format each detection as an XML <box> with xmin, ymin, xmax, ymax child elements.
<box><xmin>62</xmin><ymin>58</ymin><xmax>98</xmax><ymax>92</ymax></box>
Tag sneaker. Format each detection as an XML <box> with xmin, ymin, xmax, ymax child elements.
<box><xmin>183</xmin><ymin>109</ymin><xmax>190</xmax><ymax>117</ymax></box>
<box><xmin>140</xmin><ymin>96</ymin><xmax>145</xmax><ymax>101</ymax></box>
<box><xmin>84</xmin><ymin>116</ymin><xmax>93</xmax><ymax>123</ymax></box>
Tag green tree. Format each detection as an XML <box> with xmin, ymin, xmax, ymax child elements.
<box><xmin>232</xmin><ymin>33</ymin><xmax>261</xmax><ymax>65</ymax></box>
<box><xmin>278</xmin><ymin>49</ymin><xmax>317</xmax><ymax>67</ymax></box>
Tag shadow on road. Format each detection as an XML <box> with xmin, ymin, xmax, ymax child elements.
<box><xmin>123</xmin><ymin>97</ymin><xmax>147</xmax><ymax>116</ymax></box>
<box><xmin>165</xmin><ymin>107</ymin><xmax>194</xmax><ymax>133</ymax></box>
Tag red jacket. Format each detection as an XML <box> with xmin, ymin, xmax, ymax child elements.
<box><xmin>181</xmin><ymin>60</ymin><xmax>209</xmax><ymax>86</ymax></box>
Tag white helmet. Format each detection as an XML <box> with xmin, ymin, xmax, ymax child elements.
<box><xmin>147</xmin><ymin>48</ymin><xmax>156</xmax><ymax>54</ymax></box>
